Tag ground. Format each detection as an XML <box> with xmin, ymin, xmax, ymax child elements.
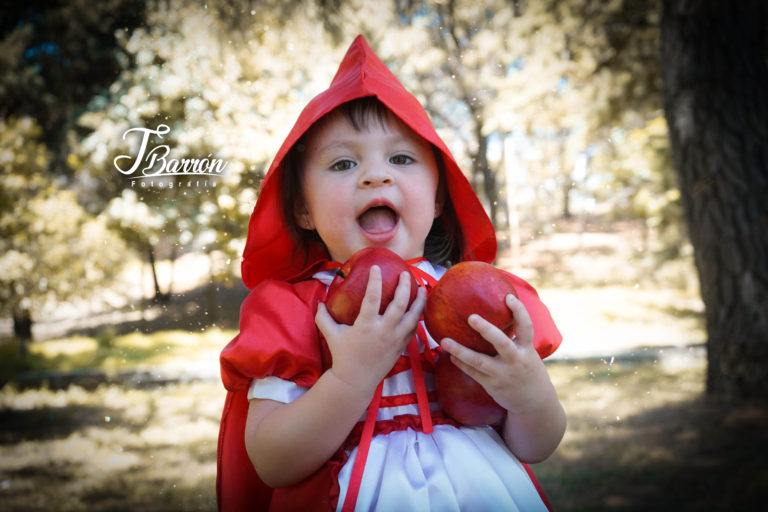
<box><xmin>3</xmin><ymin>345</ymin><xmax>767</xmax><ymax>511</ymax></box>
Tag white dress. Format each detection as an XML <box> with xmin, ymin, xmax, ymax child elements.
<box><xmin>248</xmin><ymin>261</ymin><xmax>549</xmax><ymax>512</ymax></box>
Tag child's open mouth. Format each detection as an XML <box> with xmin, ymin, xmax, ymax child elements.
<box><xmin>358</xmin><ymin>205</ymin><xmax>398</xmax><ymax>235</ymax></box>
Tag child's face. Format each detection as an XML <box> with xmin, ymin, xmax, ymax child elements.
<box><xmin>298</xmin><ymin>110</ymin><xmax>440</xmax><ymax>263</ymax></box>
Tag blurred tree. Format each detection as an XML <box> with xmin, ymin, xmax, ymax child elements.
<box><xmin>591</xmin><ymin>116</ymin><xmax>681</xmax><ymax>249</ymax></box>
<box><xmin>0</xmin><ymin>0</ymin><xmax>685</xmax><ymax>317</ymax></box>
<box><xmin>375</xmin><ymin>0</ymin><xmax>520</xmax><ymax>229</ymax></box>
<box><xmin>0</xmin><ymin>118</ymin><xmax>126</xmax><ymax>350</ymax></box>
<box><xmin>661</xmin><ymin>0</ymin><xmax>768</xmax><ymax>401</ymax></box>
<box><xmin>105</xmin><ymin>188</ymin><xmax>168</xmax><ymax>300</ymax></box>
<box><xmin>75</xmin><ymin>0</ymin><xmax>345</xmax><ymax>299</ymax></box>
<box><xmin>73</xmin><ymin>0</ymin><xmax>675</xmax><ymax>283</ymax></box>
<box><xmin>0</xmin><ymin>0</ymin><xmax>145</xmax><ymax>179</ymax></box>
<box><xmin>371</xmin><ymin>0</ymin><xmax>665</xmax><ymax>236</ymax></box>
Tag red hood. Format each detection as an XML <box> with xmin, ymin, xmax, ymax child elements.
<box><xmin>241</xmin><ymin>35</ymin><xmax>496</xmax><ymax>289</ymax></box>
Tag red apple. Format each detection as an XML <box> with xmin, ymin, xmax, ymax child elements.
<box><xmin>424</xmin><ymin>261</ymin><xmax>518</xmax><ymax>355</ymax></box>
<box><xmin>434</xmin><ymin>355</ymin><xmax>506</xmax><ymax>426</ymax></box>
<box><xmin>325</xmin><ymin>247</ymin><xmax>419</xmax><ymax>325</ymax></box>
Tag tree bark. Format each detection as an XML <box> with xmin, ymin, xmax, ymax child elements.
<box><xmin>661</xmin><ymin>0</ymin><xmax>768</xmax><ymax>401</ymax></box>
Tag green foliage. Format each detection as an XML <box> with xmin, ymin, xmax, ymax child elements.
<box><xmin>96</xmin><ymin>327</ymin><xmax>118</xmax><ymax>349</ymax></box>
<box><xmin>0</xmin><ymin>0</ymin><xmax>146</xmax><ymax>180</ymax></box>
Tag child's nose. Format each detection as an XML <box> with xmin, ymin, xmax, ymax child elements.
<box><xmin>358</xmin><ymin>165</ymin><xmax>394</xmax><ymax>187</ymax></box>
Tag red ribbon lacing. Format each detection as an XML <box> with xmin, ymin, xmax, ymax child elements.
<box><xmin>340</xmin><ymin>257</ymin><xmax>437</xmax><ymax>512</ymax></box>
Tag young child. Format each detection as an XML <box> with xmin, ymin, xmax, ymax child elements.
<box><xmin>217</xmin><ymin>35</ymin><xmax>565</xmax><ymax>512</ymax></box>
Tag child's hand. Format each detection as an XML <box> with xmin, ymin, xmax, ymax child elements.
<box><xmin>440</xmin><ymin>294</ymin><xmax>552</xmax><ymax>416</ymax></box>
<box><xmin>316</xmin><ymin>265</ymin><xmax>426</xmax><ymax>397</ymax></box>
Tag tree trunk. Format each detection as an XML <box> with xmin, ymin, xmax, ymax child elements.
<box><xmin>559</xmin><ymin>130</ymin><xmax>573</xmax><ymax>219</ymax></box>
<box><xmin>208</xmin><ymin>252</ymin><xmax>218</xmax><ymax>323</ymax></box>
<box><xmin>432</xmin><ymin>1</ymin><xmax>501</xmax><ymax>231</ymax></box>
<box><xmin>504</xmin><ymin>136</ymin><xmax>523</xmax><ymax>270</ymax></box>
<box><xmin>13</xmin><ymin>308</ymin><xmax>33</xmax><ymax>355</ymax></box>
<box><xmin>147</xmin><ymin>244</ymin><xmax>168</xmax><ymax>303</ymax></box>
<box><xmin>561</xmin><ymin>179</ymin><xmax>573</xmax><ymax>219</ymax></box>
<box><xmin>661</xmin><ymin>0</ymin><xmax>768</xmax><ymax>401</ymax></box>
<box><xmin>471</xmin><ymin>121</ymin><xmax>499</xmax><ymax>230</ymax></box>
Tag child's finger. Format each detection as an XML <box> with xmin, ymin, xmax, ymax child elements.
<box><xmin>466</xmin><ymin>313</ymin><xmax>518</xmax><ymax>357</ymax></box>
<box><xmin>358</xmin><ymin>265</ymin><xmax>383</xmax><ymax>318</ymax></box>
<box><xmin>314</xmin><ymin>302</ymin><xmax>338</xmax><ymax>339</ymax></box>
<box><xmin>397</xmin><ymin>285</ymin><xmax>426</xmax><ymax>331</ymax></box>
<box><xmin>506</xmin><ymin>294</ymin><xmax>534</xmax><ymax>347</ymax></box>
<box><xmin>441</xmin><ymin>338</ymin><xmax>493</xmax><ymax>378</ymax></box>
<box><xmin>383</xmin><ymin>271</ymin><xmax>414</xmax><ymax>318</ymax></box>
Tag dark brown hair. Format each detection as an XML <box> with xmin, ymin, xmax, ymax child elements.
<box><xmin>281</xmin><ymin>96</ymin><xmax>464</xmax><ymax>267</ymax></box>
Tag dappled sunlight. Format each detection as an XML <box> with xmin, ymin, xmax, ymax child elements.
<box><xmin>550</xmin><ymin>358</ymin><xmax>706</xmax><ymax>418</ymax></box>
<box><xmin>7</xmin><ymin>328</ymin><xmax>235</xmax><ymax>381</ymax></box>
<box><xmin>102</xmin><ymin>329</ymin><xmax>227</xmax><ymax>371</ymax></box>
<box><xmin>138</xmin><ymin>445</ymin><xmax>217</xmax><ymax>485</ymax></box>
<box><xmin>0</xmin><ymin>431</ymin><xmax>140</xmax><ymax>478</ymax></box>
<box><xmin>533</xmin><ymin>358</ymin><xmax>717</xmax><ymax>509</ymax></box>
<box><xmin>140</xmin><ymin>418</ymin><xmax>219</xmax><ymax>446</ymax></box>
<box><xmin>1</xmin><ymin>384</ymin><xmax>95</xmax><ymax>410</ymax></box>
<box><xmin>110</xmin><ymin>328</ymin><xmax>229</xmax><ymax>352</ymax></box>
<box><xmin>4</xmin><ymin>327</ymin><xmax>764</xmax><ymax>511</ymax></box>
<box><xmin>542</xmin><ymin>286</ymin><xmax>705</xmax><ymax>360</ymax></box>
<box><xmin>0</xmin><ymin>379</ymin><xmax>223</xmax><ymax>510</ymax></box>
<box><xmin>30</xmin><ymin>337</ymin><xmax>98</xmax><ymax>358</ymax></box>
<box><xmin>546</xmin><ymin>341</ymin><xmax>709</xmax><ymax>480</ymax></box>
<box><xmin>53</xmin><ymin>434</ymin><xmax>141</xmax><ymax>476</ymax></box>
<box><xmin>139</xmin><ymin>383</ymin><xmax>223</xmax><ymax>446</ymax></box>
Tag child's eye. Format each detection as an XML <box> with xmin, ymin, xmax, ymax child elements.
<box><xmin>390</xmin><ymin>154</ymin><xmax>413</xmax><ymax>165</ymax></box>
<box><xmin>330</xmin><ymin>159</ymin><xmax>356</xmax><ymax>171</ymax></box>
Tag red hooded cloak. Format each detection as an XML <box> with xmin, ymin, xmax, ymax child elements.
<box><xmin>218</xmin><ymin>35</ymin><xmax>561</xmax><ymax>511</ymax></box>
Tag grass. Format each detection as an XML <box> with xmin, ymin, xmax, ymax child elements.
<box><xmin>1</xmin><ymin>281</ymin><xmax>767</xmax><ymax>510</ymax></box>
<box><xmin>3</xmin><ymin>351</ymin><xmax>766</xmax><ymax>511</ymax></box>
<box><xmin>0</xmin><ymin>379</ymin><xmax>222</xmax><ymax>511</ymax></box>
<box><xmin>537</xmin><ymin>357</ymin><xmax>704</xmax><ymax>510</ymax></box>
<box><xmin>536</xmin><ymin>358</ymin><xmax>768</xmax><ymax>511</ymax></box>
<box><xmin>1</xmin><ymin>328</ymin><xmax>233</xmax><ymax>386</ymax></box>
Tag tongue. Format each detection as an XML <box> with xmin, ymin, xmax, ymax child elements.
<box><xmin>359</xmin><ymin>207</ymin><xmax>396</xmax><ymax>234</ymax></box>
